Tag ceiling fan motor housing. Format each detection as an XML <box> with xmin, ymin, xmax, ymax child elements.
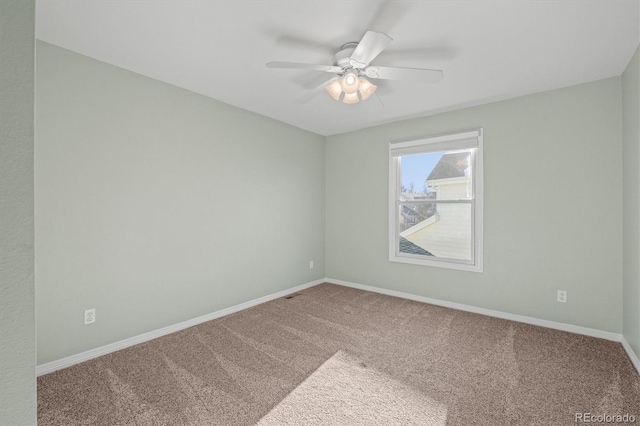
<box><xmin>333</xmin><ymin>42</ymin><xmax>358</xmax><ymax>70</ymax></box>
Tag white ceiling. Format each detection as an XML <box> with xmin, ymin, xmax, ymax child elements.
<box><xmin>36</xmin><ymin>0</ymin><xmax>639</xmax><ymax>136</ymax></box>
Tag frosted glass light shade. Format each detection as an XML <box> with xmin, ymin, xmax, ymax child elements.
<box><xmin>342</xmin><ymin>92</ymin><xmax>360</xmax><ymax>104</ymax></box>
<box><xmin>325</xmin><ymin>80</ymin><xmax>342</xmax><ymax>101</ymax></box>
<box><xmin>358</xmin><ymin>78</ymin><xmax>377</xmax><ymax>100</ymax></box>
<box><xmin>340</xmin><ymin>70</ymin><xmax>360</xmax><ymax>94</ymax></box>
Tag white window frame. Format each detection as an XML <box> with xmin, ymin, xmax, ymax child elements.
<box><xmin>388</xmin><ymin>129</ymin><xmax>484</xmax><ymax>272</ymax></box>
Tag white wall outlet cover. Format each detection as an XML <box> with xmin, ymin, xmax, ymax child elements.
<box><xmin>309</xmin><ymin>260</ymin><xmax>314</xmax><ymax>269</ymax></box>
<box><xmin>84</xmin><ymin>308</ymin><xmax>96</xmax><ymax>324</ymax></box>
<box><xmin>557</xmin><ymin>291</ymin><xmax>567</xmax><ymax>303</ymax></box>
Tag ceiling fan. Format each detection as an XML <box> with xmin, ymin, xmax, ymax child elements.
<box><xmin>266</xmin><ymin>30</ymin><xmax>444</xmax><ymax>105</ymax></box>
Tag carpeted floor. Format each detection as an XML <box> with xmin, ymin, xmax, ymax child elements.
<box><xmin>38</xmin><ymin>283</ymin><xmax>640</xmax><ymax>425</ymax></box>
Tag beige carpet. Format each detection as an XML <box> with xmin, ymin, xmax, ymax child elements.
<box><xmin>38</xmin><ymin>283</ymin><xmax>640</xmax><ymax>425</ymax></box>
<box><xmin>256</xmin><ymin>350</ymin><xmax>447</xmax><ymax>425</ymax></box>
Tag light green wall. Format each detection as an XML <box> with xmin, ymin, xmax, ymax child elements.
<box><xmin>35</xmin><ymin>42</ymin><xmax>326</xmax><ymax>364</ymax></box>
<box><xmin>623</xmin><ymin>44</ymin><xmax>640</xmax><ymax>359</ymax></box>
<box><xmin>35</xmin><ymin>37</ymin><xmax>634</xmax><ymax>368</ymax></box>
<box><xmin>0</xmin><ymin>1</ymin><xmax>36</xmax><ymax>424</ymax></box>
<box><xmin>326</xmin><ymin>77</ymin><xmax>623</xmax><ymax>333</ymax></box>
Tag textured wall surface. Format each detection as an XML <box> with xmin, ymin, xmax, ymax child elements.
<box><xmin>623</xmin><ymin>44</ymin><xmax>640</xmax><ymax>359</ymax></box>
<box><xmin>0</xmin><ymin>1</ymin><xmax>36</xmax><ymax>424</ymax></box>
<box><xmin>35</xmin><ymin>42</ymin><xmax>325</xmax><ymax>365</ymax></box>
<box><xmin>326</xmin><ymin>78</ymin><xmax>623</xmax><ymax>333</ymax></box>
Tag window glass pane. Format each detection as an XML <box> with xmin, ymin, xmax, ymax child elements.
<box><xmin>401</xmin><ymin>150</ymin><xmax>472</xmax><ymax>201</ymax></box>
<box><xmin>399</xmin><ymin>202</ymin><xmax>472</xmax><ymax>261</ymax></box>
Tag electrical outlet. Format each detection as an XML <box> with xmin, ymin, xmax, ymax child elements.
<box><xmin>557</xmin><ymin>290</ymin><xmax>567</xmax><ymax>303</ymax></box>
<box><xmin>309</xmin><ymin>260</ymin><xmax>314</xmax><ymax>269</ymax></box>
<box><xmin>84</xmin><ymin>308</ymin><xmax>96</xmax><ymax>325</ymax></box>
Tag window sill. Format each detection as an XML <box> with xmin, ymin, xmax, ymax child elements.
<box><xmin>389</xmin><ymin>254</ymin><xmax>483</xmax><ymax>272</ymax></box>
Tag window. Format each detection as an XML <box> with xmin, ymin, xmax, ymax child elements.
<box><xmin>389</xmin><ymin>129</ymin><xmax>483</xmax><ymax>272</ymax></box>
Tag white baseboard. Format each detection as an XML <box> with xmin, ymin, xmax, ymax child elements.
<box><xmin>326</xmin><ymin>278</ymin><xmax>623</xmax><ymax>342</ymax></box>
<box><xmin>622</xmin><ymin>337</ymin><xmax>640</xmax><ymax>375</ymax></box>
<box><xmin>36</xmin><ymin>278</ymin><xmax>325</xmax><ymax>376</ymax></box>
<box><xmin>38</xmin><ymin>277</ymin><xmax>636</xmax><ymax>377</ymax></box>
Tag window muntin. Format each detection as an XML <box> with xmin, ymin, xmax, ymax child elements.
<box><xmin>389</xmin><ymin>130</ymin><xmax>483</xmax><ymax>272</ymax></box>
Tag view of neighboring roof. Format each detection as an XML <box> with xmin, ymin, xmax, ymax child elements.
<box><xmin>399</xmin><ymin>237</ymin><xmax>433</xmax><ymax>256</ymax></box>
<box><xmin>401</xmin><ymin>205</ymin><xmax>423</xmax><ymax>218</ymax></box>
<box><xmin>427</xmin><ymin>152</ymin><xmax>470</xmax><ymax>181</ymax></box>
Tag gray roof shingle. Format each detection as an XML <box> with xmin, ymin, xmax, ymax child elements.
<box><xmin>427</xmin><ymin>152</ymin><xmax>470</xmax><ymax>181</ymax></box>
<box><xmin>399</xmin><ymin>237</ymin><xmax>434</xmax><ymax>256</ymax></box>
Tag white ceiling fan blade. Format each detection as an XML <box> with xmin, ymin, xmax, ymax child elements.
<box><xmin>349</xmin><ymin>31</ymin><xmax>393</xmax><ymax>69</ymax></box>
<box><xmin>295</xmin><ymin>77</ymin><xmax>340</xmax><ymax>104</ymax></box>
<box><xmin>266</xmin><ymin>61</ymin><xmax>342</xmax><ymax>74</ymax></box>
<box><xmin>366</xmin><ymin>0</ymin><xmax>412</xmax><ymax>36</ymax></box>
<box><xmin>365</xmin><ymin>66</ymin><xmax>444</xmax><ymax>83</ymax></box>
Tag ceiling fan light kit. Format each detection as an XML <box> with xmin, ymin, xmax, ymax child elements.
<box><xmin>325</xmin><ymin>74</ymin><xmax>378</xmax><ymax>104</ymax></box>
<box><xmin>267</xmin><ymin>30</ymin><xmax>443</xmax><ymax>105</ymax></box>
